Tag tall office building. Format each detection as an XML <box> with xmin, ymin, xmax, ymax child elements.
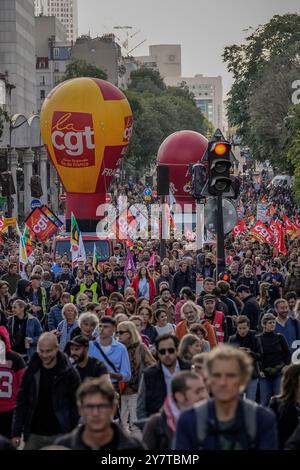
<box><xmin>166</xmin><ymin>74</ymin><xmax>223</xmax><ymax>130</ymax></box>
<box><xmin>34</xmin><ymin>0</ymin><xmax>78</xmax><ymax>43</ymax></box>
<box><xmin>136</xmin><ymin>45</ymin><xmax>181</xmax><ymax>79</ymax></box>
<box><xmin>0</xmin><ymin>0</ymin><xmax>36</xmax><ymax>115</ymax></box>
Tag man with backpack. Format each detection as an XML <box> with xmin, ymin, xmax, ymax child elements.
<box><xmin>175</xmin><ymin>345</ymin><xmax>278</xmax><ymax>450</ymax></box>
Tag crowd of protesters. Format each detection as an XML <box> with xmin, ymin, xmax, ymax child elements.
<box><xmin>0</xmin><ymin>172</ymin><xmax>300</xmax><ymax>451</ymax></box>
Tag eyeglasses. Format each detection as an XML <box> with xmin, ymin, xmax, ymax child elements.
<box><xmin>116</xmin><ymin>330</ymin><xmax>128</xmax><ymax>335</ymax></box>
<box><xmin>158</xmin><ymin>347</ymin><xmax>176</xmax><ymax>355</ymax></box>
<box><xmin>83</xmin><ymin>404</ymin><xmax>112</xmax><ymax>412</ymax></box>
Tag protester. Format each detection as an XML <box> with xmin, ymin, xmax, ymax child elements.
<box><xmin>55</xmin><ymin>378</ymin><xmax>144</xmax><ymax>450</ymax></box>
<box><xmin>175</xmin><ymin>345</ymin><xmax>278</xmax><ymax>450</ymax></box>
<box><xmin>11</xmin><ymin>333</ymin><xmax>80</xmax><ymax>450</ymax></box>
<box><xmin>68</xmin><ymin>335</ymin><xmax>108</xmax><ymax>382</ymax></box>
<box><xmin>137</xmin><ymin>334</ymin><xmax>190</xmax><ymax>419</ymax></box>
<box><xmin>143</xmin><ymin>371</ymin><xmax>208</xmax><ymax>449</ymax></box>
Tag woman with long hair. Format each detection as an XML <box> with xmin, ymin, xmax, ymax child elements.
<box><xmin>257</xmin><ymin>282</ymin><xmax>272</xmax><ymax>313</ymax></box>
<box><xmin>131</xmin><ymin>266</ymin><xmax>156</xmax><ymax>304</ymax></box>
<box><xmin>154</xmin><ymin>309</ymin><xmax>175</xmax><ymax>336</ymax></box>
<box><xmin>0</xmin><ymin>281</ymin><xmax>11</xmax><ymax>316</ymax></box>
<box><xmin>178</xmin><ymin>334</ymin><xmax>203</xmax><ymax>365</ymax></box>
<box><xmin>117</xmin><ymin>320</ymin><xmax>156</xmax><ymax>437</ymax></box>
<box><xmin>269</xmin><ymin>364</ymin><xmax>300</xmax><ymax>448</ymax></box>
<box><xmin>8</xmin><ymin>299</ymin><xmax>42</xmax><ymax>359</ymax></box>
<box><xmin>125</xmin><ymin>295</ymin><xmax>137</xmax><ymax>316</ymax></box>
<box><xmin>124</xmin><ymin>269</ymin><xmax>135</xmax><ymax>291</ymax></box>
<box><xmin>137</xmin><ymin>305</ymin><xmax>158</xmax><ymax>345</ymax></box>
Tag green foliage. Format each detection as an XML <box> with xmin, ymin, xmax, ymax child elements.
<box><xmin>61</xmin><ymin>58</ymin><xmax>107</xmax><ymax>81</ymax></box>
<box><xmin>124</xmin><ymin>69</ymin><xmax>212</xmax><ymax>175</ymax></box>
<box><xmin>223</xmin><ymin>13</ymin><xmax>300</xmax><ymax>173</ymax></box>
<box><xmin>286</xmin><ymin>105</ymin><xmax>300</xmax><ymax>199</ymax></box>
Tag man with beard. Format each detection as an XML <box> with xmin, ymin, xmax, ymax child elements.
<box><xmin>68</xmin><ymin>335</ymin><xmax>108</xmax><ymax>382</ymax></box>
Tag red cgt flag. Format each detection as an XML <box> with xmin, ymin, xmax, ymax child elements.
<box><xmin>232</xmin><ymin>219</ymin><xmax>247</xmax><ymax>238</ymax></box>
<box><xmin>249</xmin><ymin>221</ymin><xmax>273</xmax><ymax>244</ymax></box>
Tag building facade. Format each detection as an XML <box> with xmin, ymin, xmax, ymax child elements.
<box><xmin>35</xmin><ymin>16</ymin><xmax>70</xmax><ymax>112</ymax></box>
<box><xmin>34</xmin><ymin>0</ymin><xmax>78</xmax><ymax>43</ymax></box>
<box><xmin>71</xmin><ymin>34</ymin><xmax>123</xmax><ymax>86</ymax></box>
<box><xmin>135</xmin><ymin>44</ymin><xmax>181</xmax><ymax>79</ymax></box>
<box><xmin>0</xmin><ymin>0</ymin><xmax>36</xmax><ymax>116</ymax></box>
<box><xmin>166</xmin><ymin>74</ymin><xmax>223</xmax><ymax>130</ymax></box>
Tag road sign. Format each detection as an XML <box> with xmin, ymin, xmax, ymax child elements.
<box><xmin>144</xmin><ymin>195</ymin><xmax>152</xmax><ymax>201</ymax></box>
<box><xmin>4</xmin><ymin>217</ymin><xmax>17</xmax><ymax>228</ymax></box>
<box><xmin>59</xmin><ymin>193</ymin><xmax>67</xmax><ymax>202</ymax></box>
<box><xmin>31</xmin><ymin>198</ymin><xmax>42</xmax><ymax>210</ymax></box>
<box><xmin>204</xmin><ymin>198</ymin><xmax>238</xmax><ymax>235</ymax></box>
<box><xmin>143</xmin><ymin>188</ymin><xmax>152</xmax><ymax>197</ymax></box>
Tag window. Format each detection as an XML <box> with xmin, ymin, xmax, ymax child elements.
<box><xmin>40</xmin><ymin>90</ymin><xmax>46</xmax><ymax>99</ymax></box>
<box><xmin>54</xmin><ymin>48</ymin><xmax>59</xmax><ymax>58</ymax></box>
<box><xmin>40</xmin><ymin>76</ymin><xmax>45</xmax><ymax>85</ymax></box>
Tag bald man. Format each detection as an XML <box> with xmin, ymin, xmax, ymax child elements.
<box><xmin>12</xmin><ymin>333</ymin><xmax>80</xmax><ymax>450</ymax></box>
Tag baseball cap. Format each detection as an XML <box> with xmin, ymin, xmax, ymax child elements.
<box><xmin>69</xmin><ymin>335</ymin><xmax>89</xmax><ymax>348</ymax></box>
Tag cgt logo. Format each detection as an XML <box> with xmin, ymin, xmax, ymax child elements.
<box><xmin>51</xmin><ymin>112</ymin><xmax>95</xmax><ymax>167</ymax></box>
<box><xmin>33</xmin><ymin>215</ymin><xmax>49</xmax><ymax>234</ymax></box>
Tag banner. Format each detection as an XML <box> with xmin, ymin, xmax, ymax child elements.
<box><xmin>249</xmin><ymin>220</ymin><xmax>273</xmax><ymax>244</ymax></box>
<box><xmin>256</xmin><ymin>204</ymin><xmax>268</xmax><ymax>223</ymax></box>
<box><xmin>23</xmin><ymin>225</ymin><xmax>34</xmax><ymax>260</ymax></box>
<box><xmin>25</xmin><ymin>208</ymin><xmax>59</xmax><ymax>241</ymax></box>
<box><xmin>282</xmin><ymin>213</ymin><xmax>300</xmax><ymax>239</ymax></box>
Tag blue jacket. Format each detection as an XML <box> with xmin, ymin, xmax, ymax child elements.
<box><xmin>88</xmin><ymin>337</ymin><xmax>131</xmax><ymax>382</ymax></box>
<box><xmin>48</xmin><ymin>303</ymin><xmax>63</xmax><ymax>331</ymax></box>
<box><xmin>8</xmin><ymin>314</ymin><xmax>43</xmax><ymax>358</ymax></box>
<box><xmin>175</xmin><ymin>398</ymin><xmax>278</xmax><ymax>450</ymax></box>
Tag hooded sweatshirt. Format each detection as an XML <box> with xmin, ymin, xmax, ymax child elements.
<box><xmin>0</xmin><ymin>326</ymin><xmax>26</xmax><ymax>413</ymax></box>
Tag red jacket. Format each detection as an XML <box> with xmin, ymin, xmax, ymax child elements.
<box><xmin>131</xmin><ymin>276</ymin><xmax>156</xmax><ymax>305</ymax></box>
<box><xmin>0</xmin><ymin>326</ymin><xmax>26</xmax><ymax>412</ymax></box>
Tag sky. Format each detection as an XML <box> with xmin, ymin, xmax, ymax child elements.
<box><xmin>78</xmin><ymin>0</ymin><xmax>300</xmax><ymax>96</ymax></box>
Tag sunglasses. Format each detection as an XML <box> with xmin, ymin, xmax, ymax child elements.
<box><xmin>117</xmin><ymin>330</ymin><xmax>128</xmax><ymax>335</ymax></box>
<box><xmin>158</xmin><ymin>347</ymin><xmax>176</xmax><ymax>355</ymax></box>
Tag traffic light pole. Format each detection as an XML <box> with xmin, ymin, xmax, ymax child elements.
<box><xmin>159</xmin><ymin>195</ymin><xmax>167</xmax><ymax>260</ymax></box>
<box><xmin>216</xmin><ymin>194</ymin><xmax>225</xmax><ymax>278</ymax></box>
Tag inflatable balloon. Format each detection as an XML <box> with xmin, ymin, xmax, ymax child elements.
<box><xmin>40</xmin><ymin>77</ymin><xmax>133</xmax><ymax>230</ymax></box>
<box><xmin>157</xmin><ymin>130</ymin><xmax>208</xmax><ymax>207</ymax></box>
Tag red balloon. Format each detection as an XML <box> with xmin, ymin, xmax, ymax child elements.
<box><xmin>157</xmin><ymin>131</ymin><xmax>208</xmax><ymax>207</ymax></box>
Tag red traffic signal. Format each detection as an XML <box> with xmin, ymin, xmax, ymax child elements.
<box><xmin>211</xmin><ymin>142</ymin><xmax>231</xmax><ymax>156</ymax></box>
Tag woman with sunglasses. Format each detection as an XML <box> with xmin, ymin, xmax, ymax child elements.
<box><xmin>117</xmin><ymin>320</ymin><xmax>156</xmax><ymax>437</ymax></box>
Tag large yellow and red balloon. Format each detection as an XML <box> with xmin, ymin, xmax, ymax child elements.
<box><xmin>40</xmin><ymin>77</ymin><xmax>133</xmax><ymax>227</ymax></box>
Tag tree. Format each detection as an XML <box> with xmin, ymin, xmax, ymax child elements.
<box><xmin>223</xmin><ymin>13</ymin><xmax>300</xmax><ymax>155</ymax></box>
<box><xmin>61</xmin><ymin>58</ymin><xmax>107</xmax><ymax>81</ymax></box>
<box><xmin>286</xmin><ymin>105</ymin><xmax>300</xmax><ymax>199</ymax></box>
<box><xmin>123</xmin><ymin>70</ymin><xmax>212</xmax><ymax>175</ymax></box>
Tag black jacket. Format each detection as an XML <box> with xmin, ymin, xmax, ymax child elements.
<box><xmin>137</xmin><ymin>359</ymin><xmax>190</xmax><ymax>419</ymax></box>
<box><xmin>241</xmin><ymin>295</ymin><xmax>261</xmax><ymax>331</ymax></box>
<box><xmin>172</xmin><ymin>269</ymin><xmax>196</xmax><ymax>298</ymax></box>
<box><xmin>237</xmin><ymin>276</ymin><xmax>259</xmax><ymax>297</ymax></box>
<box><xmin>55</xmin><ymin>423</ymin><xmax>144</xmax><ymax>450</ymax></box>
<box><xmin>12</xmin><ymin>351</ymin><xmax>80</xmax><ymax>440</ymax></box>
<box><xmin>269</xmin><ymin>396</ymin><xmax>299</xmax><ymax>449</ymax></box>
<box><xmin>257</xmin><ymin>332</ymin><xmax>291</xmax><ymax>374</ymax></box>
<box><xmin>228</xmin><ymin>330</ymin><xmax>262</xmax><ymax>378</ymax></box>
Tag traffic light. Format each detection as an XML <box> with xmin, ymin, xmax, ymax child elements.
<box><xmin>208</xmin><ymin>140</ymin><xmax>232</xmax><ymax>195</ymax></box>
<box><xmin>30</xmin><ymin>175</ymin><xmax>43</xmax><ymax>198</ymax></box>
<box><xmin>191</xmin><ymin>163</ymin><xmax>207</xmax><ymax>200</ymax></box>
<box><xmin>0</xmin><ymin>172</ymin><xmax>16</xmax><ymax>196</ymax></box>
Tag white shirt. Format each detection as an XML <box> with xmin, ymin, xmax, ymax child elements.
<box><xmin>161</xmin><ymin>360</ymin><xmax>181</xmax><ymax>394</ymax></box>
